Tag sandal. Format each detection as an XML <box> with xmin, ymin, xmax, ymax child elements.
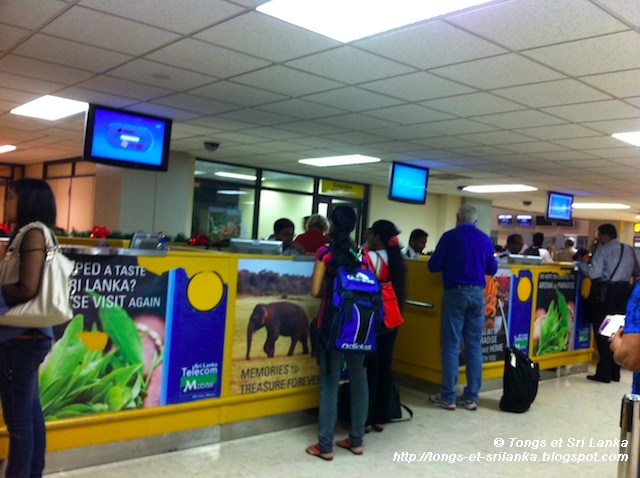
<box><xmin>335</xmin><ymin>438</ymin><xmax>363</xmax><ymax>455</ymax></box>
<box><xmin>306</xmin><ymin>444</ymin><xmax>333</xmax><ymax>461</ymax></box>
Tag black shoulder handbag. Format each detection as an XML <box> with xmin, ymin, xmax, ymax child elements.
<box><xmin>588</xmin><ymin>245</ymin><xmax>624</xmax><ymax>305</ymax></box>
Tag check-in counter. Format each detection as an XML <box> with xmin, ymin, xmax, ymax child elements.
<box><xmin>0</xmin><ymin>244</ymin><xmax>596</xmax><ymax>466</ymax></box>
<box><xmin>393</xmin><ymin>259</ymin><xmax>594</xmax><ymax>383</ymax></box>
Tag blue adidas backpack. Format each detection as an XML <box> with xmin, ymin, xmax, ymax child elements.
<box><xmin>324</xmin><ymin>265</ymin><xmax>382</xmax><ymax>353</ymax></box>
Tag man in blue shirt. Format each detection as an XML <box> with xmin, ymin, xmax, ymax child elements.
<box><xmin>427</xmin><ymin>204</ymin><xmax>498</xmax><ymax>411</ymax></box>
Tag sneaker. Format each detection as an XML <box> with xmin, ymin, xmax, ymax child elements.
<box><xmin>456</xmin><ymin>395</ymin><xmax>478</xmax><ymax>411</ymax></box>
<box><xmin>429</xmin><ymin>393</ymin><xmax>456</xmax><ymax>410</ymax></box>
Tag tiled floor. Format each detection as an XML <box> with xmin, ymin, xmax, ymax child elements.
<box><xmin>47</xmin><ymin>367</ymin><xmax>634</xmax><ymax>477</ymax></box>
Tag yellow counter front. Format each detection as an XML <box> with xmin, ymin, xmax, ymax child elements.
<box><xmin>0</xmin><ymin>247</ymin><xmax>596</xmax><ymax>463</ymax></box>
<box><xmin>394</xmin><ymin>259</ymin><xmax>594</xmax><ymax>384</ymax></box>
<box><xmin>0</xmin><ymin>248</ymin><xmax>322</xmax><ymax>459</ymax></box>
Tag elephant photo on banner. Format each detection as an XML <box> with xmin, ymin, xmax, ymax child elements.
<box><xmin>231</xmin><ymin>259</ymin><xmax>321</xmax><ymax>396</ymax></box>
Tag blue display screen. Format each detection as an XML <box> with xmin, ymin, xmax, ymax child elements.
<box><xmin>84</xmin><ymin>105</ymin><xmax>172</xmax><ymax>171</ymax></box>
<box><xmin>497</xmin><ymin>214</ymin><xmax>513</xmax><ymax>226</ymax></box>
<box><xmin>387</xmin><ymin>163</ymin><xmax>428</xmax><ymax>204</ymax></box>
<box><xmin>516</xmin><ymin>214</ymin><xmax>533</xmax><ymax>226</ymax></box>
<box><xmin>547</xmin><ymin>192</ymin><xmax>573</xmax><ymax>221</ymax></box>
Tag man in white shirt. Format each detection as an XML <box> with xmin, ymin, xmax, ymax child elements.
<box><xmin>523</xmin><ymin>232</ymin><xmax>553</xmax><ymax>264</ymax></box>
<box><xmin>401</xmin><ymin>229</ymin><xmax>428</xmax><ymax>259</ymax></box>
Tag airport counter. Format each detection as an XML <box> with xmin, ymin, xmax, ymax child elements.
<box><xmin>0</xmin><ymin>246</ymin><xmax>595</xmax><ymax>464</ymax></box>
<box><xmin>394</xmin><ymin>259</ymin><xmax>594</xmax><ymax>383</ymax></box>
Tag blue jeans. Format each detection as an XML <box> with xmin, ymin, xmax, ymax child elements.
<box><xmin>440</xmin><ymin>287</ymin><xmax>485</xmax><ymax>403</ymax></box>
<box><xmin>0</xmin><ymin>336</ymin><xmax>52</xmax><ymax>478</ymax></box>
<box><xmin>317</xmin><ymin>347</ymin><xmax>368</xmax><ymax>453</ymax></box>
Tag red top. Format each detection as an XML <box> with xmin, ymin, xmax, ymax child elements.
<box><xmin>295</xmin><ymin>229</ymin><xmax>330</xmax><ymax>254</ymax></box>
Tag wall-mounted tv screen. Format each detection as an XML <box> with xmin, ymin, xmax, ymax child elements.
<box><xmin>546</xmin><ymin>191</ymin><xmax>574</xmax><ymax>222</ymax></box>
<box><xmin>536</xmin><ymin>215</ymin><xmax>553</xmax><ymax>226</ymax></box>
<box><xmin>83</xmin><ymin>104</ymin><xmax>172</xmax><ymax>172</ymax></box>
<box><xmin>497</xmin><ymin>214</ymin><xmax>513</xmax><ymax>226</ymax></box>
<box><xmin>516</xmin><ymin>214</ymin><xmax>533</xmax><ymax>226</ymax></box>
<box><xmin>387</xmin><ymin>162</ymin><xmax>428</xmax><ymax>204</ymax></box>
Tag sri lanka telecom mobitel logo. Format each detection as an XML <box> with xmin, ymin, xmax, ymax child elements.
<box><xmin>181</xmin><ymin>362</ymin><xmax>219</xmax><ymax>393</ymax></box>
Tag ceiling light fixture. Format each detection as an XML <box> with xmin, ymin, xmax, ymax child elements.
<box><xmin>214</xmin><ymin>171</ymin><xmax>257</xmax><ymax>181</ymax></box>
<box><xmin>572</xmin><ymin>203</ymin><xmax>630</xmax><ymax>210</ymax></box>
<box><xmin>257</xmin><ymin>0</ymin><xmax>494</xmax><ymax>43</ymax></box>
<box><xmin>612</xmin><ymin>131</ymin><xmax>640</xmax><ymax>147</ymax></box>
<box><xmin>10</xmin><ymin>95</ymin><xmax>88</xmax><ymax>121</ymax></box>
<box><xmin>461</xmin><ymin>184</ymin><xmax>538</xmax><ymax>193</ymax></box>
<box><xmin>298</xmin><ymin>154</ymin><xmax>380</xmax><ymax>167</ymax></box>
<box><xmin>0</xmin><ymin>145</ymin><xmax>17</xmax><ymax>154</ymax></box>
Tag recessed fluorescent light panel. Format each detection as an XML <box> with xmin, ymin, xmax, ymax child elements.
<box><xmin>0</xmin><ymin>145</ymin><xmax>16</xmax><ymax>154</ymax></box>
<box><xmin>214</xmin><ymin>172</ymin><xmax>257</xmax><ymax>181</ymax></box>
<box><xmin>10</xmin><ymin>95</ymin><xmax>88</xmax><ymax>121</ymax></box>
<box><xmin>612</xmin><ymin>131</ymin><xmax>640</xmax><ymax>147</ymax></box>
<box><xmin>572</xmin><ymin>203</ymin><xmax>630</xmax><ymax>210</ymax></box>
<box><xmin>298</xmin><ymin>154</ymin><xmax>380</xmax><ymax>167</ymax></box>
<box><xmin>462</xmin><ymin>184</ymin><xmax>538</xmax><ymax>193</ymax></box>
<box><xmin>257</xmin><ymin>0</ymin><xmax>494</xmax><ymax>43</ymax></box>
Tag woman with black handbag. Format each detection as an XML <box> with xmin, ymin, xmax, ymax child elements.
<box><xmin>0</xmin><ymin>179</ymin><xmax>57</xmax><ymax>477</ymax></box>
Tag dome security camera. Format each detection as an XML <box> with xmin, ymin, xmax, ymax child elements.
<box><xmin>204</xmin><ymin>141</ymin><xmax>220</xmax><ymax>152</ymax></box>
<box><xmin>523</xmin><ymin>200</ymin><xmax>532</xmax><ymax>206</ymax></box>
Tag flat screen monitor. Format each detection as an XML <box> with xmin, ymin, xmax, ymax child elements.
<box><xmin>83</xmin><ymin>104</ymin><xmax>172</xmax><ymax>172</ymax></box>
<box><xmin>516</xmin><ymin>214</ymin><xmax>533</xmax><ymax>227</ymax></box>
<box><xmin>508</xmin><ymin>254</ymin><xmax>544</xmax><ymax>266</ymax></box>
<box><xmin>546</xmin><ymin>191</ymin><xmax>573</xmax><ymax>222</ymax></box>
<box><xmin>497</xmin><ymin>214</ymin><xmax>513</xmax><ymax>226</ymax></box>
<box><xmin>229</xmin><ymin>238</ymin><xmax>283</xmax><ymax>255</ymax></box>
<box><xmin>387</xmin><ymin>162</ymin><xmax>428</xmax><ymax>204</ymax></box>
<box><xmin>535</xmin><ymin>215</ymin><xmax>553</xmax><ymax>226</ymax></box>
<box><xmin>130</xmin><ymin>231</ymin><xmax>162</xmax><ymax>249</ymax></box>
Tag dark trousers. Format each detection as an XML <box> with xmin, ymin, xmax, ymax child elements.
<box><xmin>589</xmin><ymin>282</ymin><xmax>631</xmax><ymax>381</ymax></box>
<box><xmin>0</xmin><ymin>337</ymin><xmax>51</xmax><ymax>478</ymax></box>
<box><xmin>365</xmin><ymin>328</ymin><xmax>398</xmax><ymax>425</ymax></box>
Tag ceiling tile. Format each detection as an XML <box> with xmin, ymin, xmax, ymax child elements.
<box><xmin>580</xmin><ymin>70</ymin><xmax>640</xmax><ymax>98</ymax></box>
<box><xmin>232</xmin><ymin>66</ymin><xmax>342</xmax><ymax>97</ymax></box>
<box><xmin>147</xmin><ymin>38</ymin><xmax>271</xmax><ymax>79</ymax></box>
<box><xmin>412</xmin><ymin>119</ymin><xmax>496</xmax><ymax>136</ymax></box>
<box><xmin>13</xmin><ymin>34</ymin><xmax>132</xmax><ymax>72</ymax></box>
<box><xmin>596</xmin><ymin>0</ymin><xmax>640</xmax><ymax>27</ymax></box>
<box><xmin>448</xmin><ymin>0</ymin><xmax>627</xmax><ymax>50</ymax></box>
<box><xmin>0</xmin><ymin>24</ymin><xmax>30</xmax><ymax>53</ymax></box>
<box><xmin>433</xmin><ymin>53</ymin><xmax>565</xmax><ymax>90</ymax></box>
<box><xmin>473</xmin><ymin>110</ymin><xmax>567</xmax><ymax>129</ymax></box>
<box><xmin>492</xmin><ymin>79</ymin><xmax>611</xmax><ymax>107</ymax></box>
<box><xmin>303</xmin><ymin>87</ymin><xmax>403</xmax><ymax>112</ymax></box>
<box><xmin>525</xmin><ymin>31</ymin><xmax>640</xmax><ymax>76</ymax></box>
<box><xmin>108</xmin><ymin>59</ymin><xmax>216</xmax><ymax>90</ymax></box>
<box><xmin>361</xmin><ymin>72</ymin><xmax>476</xmax><ymax>102</ymax></box>
<box><xmin>152</xmin><ymin>93</ymin><xmax>239</xmax><ymax>115</ymax></box>
<box><xmin>0</xmin><ymin>72</ymin><xmax>64</xmax><ymax>95</ymax></box>
<box><xmin>285</xmin><ymin>46</ymin><xmax>415</xmax><ymax>84</ymax></box>
<box><xmin>542</xmin><ymin>100</ymin><xmax>640</xmax><ymax>122</ymax></box>
<box><xmin>421</xmin><ymin>92</ymin><xmax>524</xmax><ymax>117</ymax></box>
<box><xmin>75</xmin><ymin>75</ymin><xmax>174</xmax><ymax>101</ymax></box>
<box><xmin>189</xmin><ymin>81</ymin><xmax>286</xmax><ymax>107</ymax></box>
<box><xmin>195</xmin><ymin>11</ymin><xmax>339</xmax><ymax>62</ymax></box>
<box><xmin>79</xmin><ymin>0</ymin><xmax>245</xmax><ymax>34</ymax></box>
<box><xmin>356</xmin><ymin>20</ymin><xmax>506</xmax><ymax>69</ymax></box>
<box><xmin>1</xmin><ymin>0</ymin><xmax>69</xmax><ymax>29</ymax></box>
<box><xmin>514</xmin><ymin>124</ymin><xmax>602</xmax><ymax>140</ymax></box>
<box><xmin>457</xmin><ymin>130</ymin><xmax>539</xmax><ymax>145</ymax></box>
<box><xmin>0</xmin><ymin>54</ymin><xmax>94</xmax><ymax>85</ymax></box>
<box><xmin>43</xmin><ymin>7</ymin><xmax>180</xmax><ymax>56</ymax></box>
<box><xmin>257</xmin><ymin>99</ymin><xmax>345</xmax><ymax>120</ymax></box>
<box><xmin>364</xmin><ymin>104</ymin><xmax>454</xmax><ymax>125</ymax></box>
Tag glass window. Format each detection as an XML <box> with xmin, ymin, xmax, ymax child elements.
<box><xmin>261</xmin><ymin>170</ymin><xmax>313</xmax><ymax>193</ymax></box>
<box><xmin>258</xmin><ymin>190</ymin><xmax>312</xmax><ymax>240</ymax></box>
<box><xmin>195</xmin><ymin>160</ymin><xmax>258</xmax><ymax>185</ymax></box>
<box><xmin>192</xmin><ymin>178</ymin><xmax>255</xmax><ymax>244</ymax></box>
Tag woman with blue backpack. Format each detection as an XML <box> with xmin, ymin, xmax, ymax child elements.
<box><xmin>306</xmin><ymin>206</ymin><xmax>371</xmax><ymax>461</ymax></box>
